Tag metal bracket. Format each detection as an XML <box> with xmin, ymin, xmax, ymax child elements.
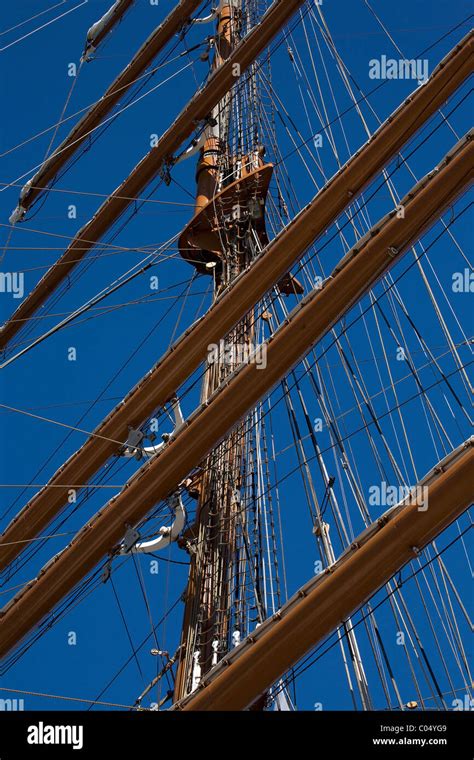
<box><xmin>122</xmin><ymin>527</ymin><xmax>141</xmax><ymax>553</ymax></box>
<box><xmin>121</xmin><ymin>427</ymin><xmax>146</xmax><ymax>460</ymax></box>
<box><xmin>124</xmin><ymin>426</ymin><xmax>145</xmax><ymax>449</ymax></box>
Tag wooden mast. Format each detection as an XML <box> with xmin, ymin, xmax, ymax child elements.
<box><xmin>0</xmin><ymin>134</ymin><xmax>470</xmax><ymax>662</ymax></box>
<box><xmin>0</xmin><ymin>32</ymin><xmax>471</xmax><ymax>573</ymax></box>
<box><xmin>0</xmin><ymin>1</ymin><xmax>471</xmax><ymax>713</ymax></box>
<box><xmin>173</xmin><ymin>0</ymin><xmax>256</xmax><ymax>700</ymax></box>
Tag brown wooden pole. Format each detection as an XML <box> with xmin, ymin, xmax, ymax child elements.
<box><xmin>0</xmin><ymin>42</ymin><xmax>471</xmax><ymax>572</ymax></box>
<box><xmin>176</xmin><ymin>440</ymin><xmax>474</xmax><ymax>710</ymax></box>
<box><xmin>0</xmin><ymin>134</ymin><xmax>470</xmax><ymax>660</ymax></box>
<box><xmin>174</xmin><ymin>0</ymin><xmax>243</xmax><ymax>699</ymax></box>
<box><xmin>1</xmin><ymin>0</ymin><xmax>312</xmax><ymax>350</ymax></box>
<box><xmin>12</xmin><ymin>0</ymin><xmax>204</xmax><ymax>216</ymax></box>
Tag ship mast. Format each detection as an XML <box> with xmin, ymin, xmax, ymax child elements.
<box><xmin>0</xmin><ymin>31</ymin><xmax>470</xmax><ymax>574</ymax></box>
<box><xmin>174</xmin><ymin>0</ymin><xmax>269</xmax><ymax>700</ymax></box>
<box><xmin>174</xmin><ymin>2</ymin><xmax>369</xmax><ymax>706</ymax></box>
<box><xmin>0</xmin><ymin>1</ymin><xmax>471</xmax><ymax>713</ymax></box>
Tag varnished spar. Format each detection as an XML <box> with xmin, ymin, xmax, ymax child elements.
<box><xmin>0</xmin><ymin>133</ymin><xmax>471</xmax><ymax>661</ymax></box>
<box><xmin>9</xmin><ymin>0</ymin><xmax>204</xmax><ymax>220</ymax></box>
<box><xmin>0</xmin><ymin>34</ymin><xmax>471</xmax><ymax>573</ymax></box>
<box><xmin>1</xmin><ymin>0</ymin><xmax>314</xmax><ymax>350</ymax></box>
<box><xmin>175</xmin><ymin>439</ymin><xmax>474</xmax><ymax>710</ymax></box>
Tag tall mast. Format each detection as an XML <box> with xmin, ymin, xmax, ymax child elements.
<box><xmin>174</xmin><ymin>0</ymin><xmax>261</xmax><ymax>700</ymax></box>
<box><xmin>0</xmin><ymin>120</ymin><xmax>470</xmax><ymax>667</ymax></box>
<box><xmin>0</xmin><ymin>31</ymin><xmax>470</xmax><ymax>573</ymax></box>
<box><xmin>1</xmin><ymin>1</ymin><xmax>471</xmax><ymax>712</ymax></box>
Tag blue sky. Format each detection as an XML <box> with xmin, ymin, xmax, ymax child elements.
<box><xmin>0</xmin><ymin>0</ymin><xmax>472</xmax><ymax>711</ymax></box>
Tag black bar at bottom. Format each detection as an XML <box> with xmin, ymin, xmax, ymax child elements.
<box><xmin>0</xmin><ymin>709</ymin><xmax>472</xmax><ymax>757</ymax></box>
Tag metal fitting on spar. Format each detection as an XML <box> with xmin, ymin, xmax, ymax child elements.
<box><xmin>119</xmin><ymin>397</ymin><xmax>185</xmax><ymax>461</ymax></box>
<box><xmin>119</xmin><ymin>492</ymin><xmax>186</xmax><ymax>555</ymax></box>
